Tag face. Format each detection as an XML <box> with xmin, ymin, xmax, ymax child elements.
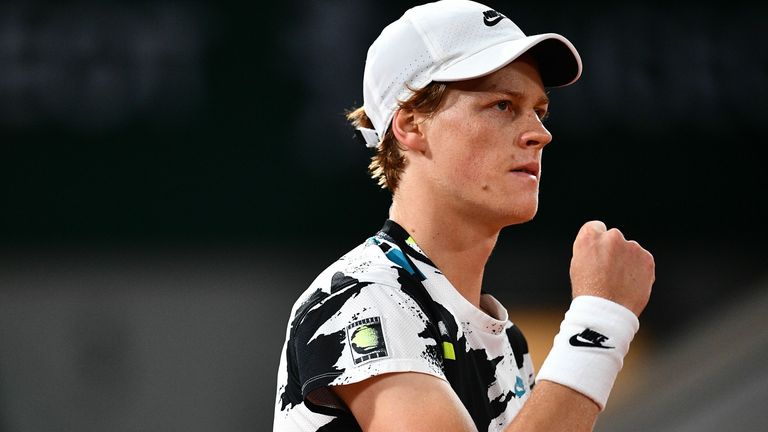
<box><xmin>416</xmin><ymin>55</ymin><xmax>553</xmax><ymax>229</ymax></box>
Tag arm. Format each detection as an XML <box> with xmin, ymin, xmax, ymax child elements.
<box><xmin>335</xmin><ymin>372</ymin><xmax>598</xmax><ymax>432</ymax></box>
<box><xmin>334</xmin><ymin>221</ymin><xmax>654</xmax><ymax>431</ymax></box>
<box><xmin>334</xmin><ymin>372</ymin><xmax>477</xmax><ymax>432</ymax></box>
<box><xmin>506</xmin><ymin>380</ymin><xmax>599</xmax><ymax>431</ymax></box>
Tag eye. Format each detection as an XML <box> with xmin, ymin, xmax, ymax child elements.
<box><xmin>536</xmin><ymin>109</ymin><xmax>550</xmax><ymax>122</ymax></box>
<box><xmin>495</xmin><ymin>101</ymin><xmax>511</xmax><ymax>112</ymax></box>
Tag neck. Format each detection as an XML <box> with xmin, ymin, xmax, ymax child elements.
<box><xmin>389</xmin><ymin>196</ymin><xmax>500</xmax><ymax>309</ymax></box>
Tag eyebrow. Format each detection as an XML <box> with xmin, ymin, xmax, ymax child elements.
<box><xmin>486</xmin><ymin>89</ymin><xmax>550</xmax><ymax>106</ymax></box>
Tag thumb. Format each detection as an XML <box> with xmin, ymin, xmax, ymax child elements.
<box><xmin>574</xmin><ymin>220</ymin><xmax>607</xmax><ymax>252</ymax></box>
<box><xmin>580</xmin><ymin>220</ymin><xmax>607</xmax><ymax>234</ymax></box>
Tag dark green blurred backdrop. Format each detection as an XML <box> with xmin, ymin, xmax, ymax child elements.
<box><xmin>3</xmin><ymin>0</ymin><xmax>765</xmax><ymax>324</ymax></box>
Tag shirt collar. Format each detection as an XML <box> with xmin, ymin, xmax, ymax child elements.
<box><xmin>378</xmin><ymin>219</ymin><xmax>437</xmax><ymax>270</ymax></box>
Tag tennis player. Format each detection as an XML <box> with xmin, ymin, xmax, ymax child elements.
<box><xmin>274</xmin><ymin>1</ymin><xmax>654</xmax><ymax>430</ymax></box>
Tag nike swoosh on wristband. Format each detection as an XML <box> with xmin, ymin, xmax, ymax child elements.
<box><xmin>569</xmin><ymin>328</ymin><xmax>614</xmax><ymax>349</ymax></box>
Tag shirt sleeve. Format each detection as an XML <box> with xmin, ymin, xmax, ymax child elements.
<box><xmin>292</xmin><ymin>278</ymin><xmax>445</xmax><ymax>414</ymax></box>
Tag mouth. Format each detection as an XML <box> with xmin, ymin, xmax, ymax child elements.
<box><xmin>509</xmin><ymin>162</ymin><xmax>540</xmax><ymax>178</ymax></box>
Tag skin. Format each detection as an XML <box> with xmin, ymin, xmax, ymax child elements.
<box><xmin>334</xmin><ymin>55</ymin><xmax>655</xmax><ymax>431</ymax></box>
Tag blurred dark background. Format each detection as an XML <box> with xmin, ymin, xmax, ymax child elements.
<box><xmin>1</xmin><ymin>1</ymin><xmax>766</xmax><ymax>431</ymax></box>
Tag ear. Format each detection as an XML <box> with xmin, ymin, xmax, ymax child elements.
<box><xmin>391</xmin><ymin>108</ymin><xmax>428</xmax><ymax>152</ymax></box>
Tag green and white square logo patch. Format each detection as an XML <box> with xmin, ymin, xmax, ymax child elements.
<box><xmin>346</xmin><ymin>316</ymin><xmax>389</xmax><ymax>365</ymax></box>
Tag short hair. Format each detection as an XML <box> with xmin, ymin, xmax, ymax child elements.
<box><xmin>347</xmin><ymin>82</ymin><xmax>448</xmax><ymax>192</ymax></box>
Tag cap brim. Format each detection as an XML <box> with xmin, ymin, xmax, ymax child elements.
<box><xmin>431</xmin><ymin>33</ymin><xmax>582</xmax><ymax>88</ymax></box>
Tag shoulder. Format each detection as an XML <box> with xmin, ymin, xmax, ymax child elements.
<box><xmin>285</xmin><ymin>235</ymin><xmax>444</xmax><ymax>358</ymax></box>
<box><xmin>290</xmin><ymin>236</ymin><xmax>415</xmax><ymax>320</ymax></box>
<box><xmin>283</xmin><ymin>237</ymin><xmax>448</xmax><ymax>411</ymax></box>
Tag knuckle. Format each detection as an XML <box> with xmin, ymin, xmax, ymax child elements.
<box><xmin>642</xmin><ymin>249</ymin><xmax>655</xmax><ymax>265</ymax></box>
<box><xmin>606</xmin><ymin>228</ymin><xmax>625</xmax><ymax>242</ymax></box>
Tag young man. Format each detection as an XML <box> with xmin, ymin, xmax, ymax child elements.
<box><xmin>273</xmin><ymin>1</ymin><xmax>655</xmax><ymax>431</ymax></box>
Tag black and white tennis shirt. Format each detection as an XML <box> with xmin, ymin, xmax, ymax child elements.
<box><xmin>273</xmin><ymin>220</ymin><xmax>535</xmax><ymax>431</ymax></box>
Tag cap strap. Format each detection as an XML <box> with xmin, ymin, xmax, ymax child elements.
<box><xmin>355</xmin><ymin>127</ymin><xmax>380</xmax><ymax>148</ymax></box>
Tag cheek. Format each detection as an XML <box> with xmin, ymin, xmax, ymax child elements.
<box><xmin>432</xmin><ymin>122</ymin><xmax>487</xmax><ymax>181</ymax></box>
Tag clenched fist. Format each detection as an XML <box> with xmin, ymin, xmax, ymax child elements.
<box><xmin>570</xmin><ymin>221</ymin><xmax>655</xmax><ymax>317</ymax></box>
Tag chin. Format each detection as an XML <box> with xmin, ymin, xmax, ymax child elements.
<box><xmin>505</xmin><ymin>210</ymin><xmax>537</xmax><ymax>227</ymax></box>
<box><xmin>496</xmin><ymin>201</ymin><xmax>539</xmax><ymax>228</ymax></box>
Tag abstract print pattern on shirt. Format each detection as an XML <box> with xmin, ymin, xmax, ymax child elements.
<box><xmin>273</xmin><ymin>220</ymin><xmax>535</xmax><ymax>432</ymax></box>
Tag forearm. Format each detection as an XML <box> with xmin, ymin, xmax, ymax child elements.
<box><xmin>506</xmin><ymin>380</ymin><xmax>599</xmax><ymax>432</ymax></box>
<box><xmin>503</xmin><ymin>295</ymin><xmax>641</xmax><ymax>432</ymax></box>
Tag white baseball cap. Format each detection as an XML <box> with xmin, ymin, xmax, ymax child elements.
<box><xmin>357</xmin><ymin>0</ymin><xmax>582</xmax><ymax>148</ymax></box>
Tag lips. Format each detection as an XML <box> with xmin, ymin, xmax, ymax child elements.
<box><xmin>510</xmin><ymin>162</ymin><xmax>540</xmax><ymax>178</ymax></box>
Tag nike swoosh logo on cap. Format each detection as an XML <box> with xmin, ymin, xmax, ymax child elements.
<box><xmin>482</xmin><ymin>10</ymin><xmax>507</xmax><ymax>27</ymax></box>
<box><xmin>483</xmin><ymin>15</ymin><xmax>504</xmax><ymax>26</ymax></box>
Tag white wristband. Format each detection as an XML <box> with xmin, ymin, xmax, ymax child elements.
<box><xmin>535</xmin><ymin>295</ymin><xmax>639</xmax><ymax>410</ymax></box>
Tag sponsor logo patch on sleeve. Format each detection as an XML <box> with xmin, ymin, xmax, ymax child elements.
<box><xmin>346</xmin><ymin>316</ymin><xmax>389</xmax><ymax>365</ymax></box>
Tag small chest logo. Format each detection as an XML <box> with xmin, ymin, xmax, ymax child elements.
<box><xmin>483</xmin><ymin>10</ymin><xmax>507</xmax><ymax>27</ymax></box>
<box><xmin>347</xmin><ymin>317</ymin><xmax>389</xmax><ymax>364</ymax></box>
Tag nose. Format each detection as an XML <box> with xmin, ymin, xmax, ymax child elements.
<box><xmin>517</xmin><ymin>113</ymin><xmax>552</xmax><ymax>149</ymax></box>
